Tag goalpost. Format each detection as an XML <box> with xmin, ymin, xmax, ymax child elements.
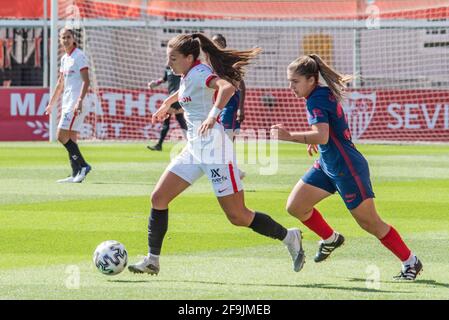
<box><xmin>49</xmin><ymin>0</ymin><xmax>449</xmax><ymax>143</ymax></box>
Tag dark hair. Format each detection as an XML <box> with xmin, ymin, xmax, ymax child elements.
<box><xmin>60</xmin><ymin>27</ymin><xmax>77</xmax><ymax>47</ymax></box>
<box><xmin>168</xmin><ymin>33</ymin><xmax>260</xmax><ymax>87</ymax></box>
<box><xmin>212</xmin><ymin>34</ymin><xmax>227</xmax><ymax>49</ymax></box>
<box><xmin>288</xmin><ymin>54</ymin><xmax>353</xmax><ymax>102</ymax></box>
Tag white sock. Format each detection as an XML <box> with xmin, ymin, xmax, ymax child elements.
<box><xmin>147</xmin><ymin>253</ymin><xmax>160</xmax><ymax>264</ymax></box>
<box><xmin>282</xmin><ymin>229</ymin><xmax>295</xmax><ymax>245</ymax></box>
<box><xmin>402</xmin><ymin>253</ymin><xmax>416</xmax><ymax>267</ymax></box>
<box><xmin>323</xmin><ymin>232</ymin><xmax>338</xmax><ymax>244</ymax></box>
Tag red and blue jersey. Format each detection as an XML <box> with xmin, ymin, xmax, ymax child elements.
<box><xmin>306</xmin><ymin>85</ymin><xmax>368</xmax><ymax>179</ymax></box>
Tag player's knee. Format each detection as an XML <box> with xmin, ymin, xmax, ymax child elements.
<box><xmin>151</xmin><ymin>190</ymin><xmax>168</xmax><ymax>208</ymax></box>
<box><xmin>226</xmin><ymin>209</ymin><xmax>252</xmax><ymax>227</ymax></box>
<box><xmin>357</xmin><ymin>218</ymin><xmax>380</xmax><ymax>235</ymax></box>
<box><xmin>286</xmin><ymin>202</ymin><xmax>309</xmax><ymax>219</ymax></box>
<box><xmin>228</xmin><ymin>215</ymin><xmax>249</xmax><ymax>227</ymax></box>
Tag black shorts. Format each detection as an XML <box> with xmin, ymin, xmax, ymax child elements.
<box><xmin>170</xmin><ymin>101</ymin><xmax>182</xmax><ymax>110</ymax></box>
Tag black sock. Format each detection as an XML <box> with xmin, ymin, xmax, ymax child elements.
<box><xmin>248</xmin><ymin>212</ymin><xmax>288</xmax><ymax>241</ymax></box>
<box><xmin>148</xmin><ymin>208</ymin><xmax>169</xmax><ymax>255</ymax></box>
<box><xmin>176</xmin><ymin>113</ymin><xmax>188</xmax><ymax>131</ymax></box>
<box><xmin>158</xmin><ymin>116</ymin><xmax>171</xmax><ymax>146</ymax></box>
<box><xmin>69</xmin><ymin>153</ymin><xmax>80</xmax><ymax>177</ymax></box>
<box><xmin>63</xmin><ymin>139</ymin><xmax>88</xmax><ymax>168</ymax></box>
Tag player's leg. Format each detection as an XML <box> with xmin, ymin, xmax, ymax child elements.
<box><xmin>209</xmin><ymin>162</ymin><xmax>305</xmax><ymax>272</ymax></box>
<box><xmin>349</xmin><ymin>195</ymin><xmax>422</xmax><ymax>280</ymax></box>
<box><xmin>68</xmin><ymin>128</ymin><xmax>91</xmax><ymax>183</ymax></box>
<box><xmin>57</xmin><ymin>110</ymin><xmax>91</xmax><ymax>183</ymax></box>
<box><xmin>67</xmin><ymin>131</ymin><xmax>81</xmax><ymax>178</ymax></box>
<box><xmin>217</xmin><ymin>190</ymin><xmax>305</xmax><ymax>272</ymax></box>
<box><xmin>56</xmin><ymin>127</ymin><xmax>76</xmax><ymax>183</ymax></box>
<box><xmin>129</xmin><ymin>150</ymin><xmax>202</xmax><ymax>275</ymax></box>
<box><xmin>288</xmin><ymin>166</ymin><xmax>344</xmax><ymax>262</ymax></box>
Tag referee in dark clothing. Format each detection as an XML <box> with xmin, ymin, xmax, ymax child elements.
<box><xmin>147</xmin><ymin>66</ymin><xmax>187</xmax><ymax>151</ymax></box>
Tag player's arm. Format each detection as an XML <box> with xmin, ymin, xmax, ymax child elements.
<box><xmin>152</xmin><ymin>90</ymin><xmax>179</xmax><ymax>123</ymax></box>
<box><xmin>270</xmin><ymin>123</ymin><xmax>329</xmax><ymax>145</ymax></box>
<box><xmin>198</xmin><ymin>78</ymin><xmax>235</xmax><ymax>135</ymax></box>
<box><xmin>148</xmin><ymin>77</ymin><xmax>165</xmax><ymax>89</ymax></box>
<box><xmin>74</xmin><ymin>69</ymin><xmax>90</xmax><ymax>114</ymax></box>
<box><xmin>237</xmin><ymin>80</ymin><xmax>245</xmax><ymax>123</ymax></box>
<box><xmin>45</xmin><ymin>73</ymin><xmax>64</xmax><ymax>115</ymax></box>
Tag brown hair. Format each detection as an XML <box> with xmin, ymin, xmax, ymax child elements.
<box><xmin>168</xmin><ymin>33</ymin><xmax>261</xmax><ymax>87</ymax></box>
<box><xmin>288</xmin><ymin>54</ymin><xmax>353</xmax><ymax>102</ymax></box>
<box><xmin>60</xmin><ymin>27</ymin><xmax>77</xmax><ymax>47</ymax></box>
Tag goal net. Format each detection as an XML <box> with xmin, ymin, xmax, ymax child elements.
<box><xmin>54</xmin><ymin>0</ymin><xmax>449</xmax><ymax>143</ymax></box>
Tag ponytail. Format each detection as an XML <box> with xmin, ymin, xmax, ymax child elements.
<box><xmin>192</xmin><ymin>33</ymin><xmax>261</xmax><ymax>87</ymax></box>
<box><xmin>289</xmin><ymin>54</ymin><xmax>353</xmax><ymax>102</ymax></box>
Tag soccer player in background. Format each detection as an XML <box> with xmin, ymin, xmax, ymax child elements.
<box><xmin>45</xmin><ymin>27</ymin><xmax>92</xmax><ymax>183</ymax></box>
<box><xmin>128</xmin><ymin>33</ymin><xmax>304</xmax><ymax>275</ymax></box>
<box><xmin>147</xmin><ymin>65</ymin><xmax>187</xmax><ymax>151</ymax></box>
<box><xmin>211</xmin><ymin>34</ymin><xmax>245</xmax><ymax>142</ymax></box>
<box><xmin>270</xmin><ymin>54</ymin><xmax>423</xmax><ymax>280</ymax></box>
<box><xmin>212</xmin><ymin>34</ymin><xmax>246</xmax><ymax>179</ymax></box>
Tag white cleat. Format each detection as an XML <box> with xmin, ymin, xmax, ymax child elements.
<box><xmin>57</xmin><ymin>176</ymin><xmax>76</xmax><ymax>183</ymax></box>
<box><xmin>72</xmin><ymin>165</ymin><xmax>92</xmax><ymax>183</ymax></box>
<box><xmin>285</xmin><ymin>228</ymin><xmax>305</xmax><ymax>272</ymax></box>
<box><xmin>128</xmin><ymin>256</ymin><xmax>160</xmax><ymax>275</ymax></box>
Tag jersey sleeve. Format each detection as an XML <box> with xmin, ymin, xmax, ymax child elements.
<box><xmin>306</xmin><ymin>96</ymin><xmax>329</xmax><ymax>125</ymax></box>
<box><xmin>196</xmin><ymin>66</ymin><xmax>217</xmax><ymax>89</ymax></box>
<box><xmin>77</xmin><ymin>51</ymin><xmax>89</xmax><ymax>71</ymax></box>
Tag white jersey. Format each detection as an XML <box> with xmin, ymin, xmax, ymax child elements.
<box><xmin>178</xmin><ymin>62</ymin><xmax>219</xmax><ymax>142</ymax></box>
<box><xmin>168</xmin><ymin>61</ymin><xmax>242</xmax><ymax>196</ymax></box>
<box><xmin>59</xmin><ymin>47</ymin><xmax>89</xmax><ymax>112</ymax></box>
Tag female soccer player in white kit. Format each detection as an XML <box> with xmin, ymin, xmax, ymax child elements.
<box><xmin>45</xmin><ymin>27</ymin><xmax>91</xmax><ymax>183</ymax></box>
<box><xmin>128</xmin><ymin>33</ymin><xmax>304</xmax><ymax>275</ymax></box>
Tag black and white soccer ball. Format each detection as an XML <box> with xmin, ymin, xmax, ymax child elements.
<box><xmin>93</xmin><ymin>240</ymin><xmax>128</xmax><ymax>275</ymax></box>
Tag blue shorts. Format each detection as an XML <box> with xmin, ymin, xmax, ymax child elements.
<box><xmin>301</xmin><ymin>162</ymin><xmax>375</xmax><ymax>210</ymax></box>
<box><xmin>220</xmin><ymin>94</ymin><xmax>240</xmax><ymax>131</ymax></box>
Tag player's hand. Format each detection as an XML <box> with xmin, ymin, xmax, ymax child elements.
<box><xmin>148</xmin><ymin>80</ymin><xmax>158</xmax><ymax>90</ymax></box>
<box><xmin>74</xmin><ymin>100</ymin><xmax>83</xmax><ymax>115</ymax></box>
<box><xmin>44</xmin><ymin>104</ymin><xmax>53</xmax><ymax>115</ymax></box>
<box><xmin>236</xmin><ymin>109</ymin><xmax>245</xmax><ymax>123</ymax></box>
<box><xmin>270</xmin><ymin>124</ymin><xmax>292</xmax><ymax>141</ymax></box>
<box><xmin>307</xmin><ymin>144</ymin><xmax>318</xmax><ymax>156</ymax></box>
<box><xmin>151</xmin><ymin>103</ymin><xmax>170</xmax><ymax>123</ymax></box>
<box><xmin>198</xmin><ymin>117</ymin><xmax>216</xmax><ymax>136</ymax></box>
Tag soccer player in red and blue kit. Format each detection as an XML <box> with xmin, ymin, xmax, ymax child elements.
<box><xmin>271</xmin><ymin>54</ymin><xmax>422</xmax><ymax>280</ymax></box>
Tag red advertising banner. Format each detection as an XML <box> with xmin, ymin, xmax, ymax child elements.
<box><xmin>0</xmin><ymin>88</ymin><xmax>49</xmax><ymax>141</ymax></box>
<box><xmin>1</xmin><ymin>87</ymin><xmax>449</xmax><ymax>142</ymax></box>
<box><xmin>244</xmin><ymin>89</ymin><xmax>449</xmax><ymax>142</ymax></box>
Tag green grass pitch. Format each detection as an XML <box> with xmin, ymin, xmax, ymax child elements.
<box><xmin>0</xmin><ymin>141</ymin><xmax>448</xmax><ymax>299</ymax></box>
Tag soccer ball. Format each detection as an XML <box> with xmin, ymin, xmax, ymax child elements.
<box><xmin>93</xmin><ymin>240</ymin><xmax>128</xmax><ymax>275</ymax></box>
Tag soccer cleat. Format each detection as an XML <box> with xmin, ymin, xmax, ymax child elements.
<box><xmin>128</xmin><ymin>256</ymin><xmax>160</xmax><ymax>275</ymax></box>
<box><xmin>147</xmin><ymin>144</ymin><xmax>162</xmax><ymax>151</ymax></box>
<box><xmin>393</xmin><ymin>258</ymin><xmax>423</xmax><ymax>281</ymax></box>
<box><xmin>285</xmin><ymin>228</ymin><xmax>306</xmax><ymax>272</ymax></box>
<box><xmin>57</xmin><ymin>176</ymin><xmax>76</xmax><ymax>183</ymax></box>
<box><xmin>314</xmin><ymin>233</ymin><xmax>345</xmax><ymax>263</ymax></box>
<box><xmin>72</xmin><ymin>165</ymin><xmax>92</xmax><ymax>183</ymax></box>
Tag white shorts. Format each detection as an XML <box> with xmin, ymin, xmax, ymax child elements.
<box><xmin>58</xmin><ymin>109</ymin><xmax>87</xmax><ymax>132</ymax></box>
<box><xmin>167</xmin><ymin>148</ymin><xmax>243</xmax><ymax>197</ymax></box>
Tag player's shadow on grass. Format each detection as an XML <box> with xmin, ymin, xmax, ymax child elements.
<box><xmin>108</xmin><ymin>279</ymin><xmax>406</xmax><ymax>294</ymax></box>
<box><xmin>90</xmin><ymin>182</ymin><xmax>153</xmax><ymax>186</ymax></box>
<box><xmin>347</xmin><ymin>277</ymin><xmax>449</xmax><ymax>289</ymax></box>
